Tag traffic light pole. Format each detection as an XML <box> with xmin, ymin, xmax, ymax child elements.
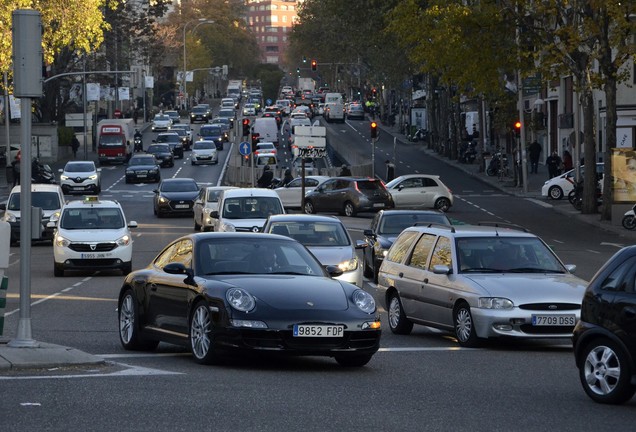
<box><xmin>372</xmin><ymin>137</ymin><xmax>376</xmax><ymax>179</ymax></box>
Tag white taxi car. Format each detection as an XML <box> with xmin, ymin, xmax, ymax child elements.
<box><xmin>51</xmin><ymin>196</ymin><xmax>137</xmax><ymax>277</ymax></box>
<box><xmin>151</xmin><ymin>113</ymin><xmax>172</xmax><ymax>132</ymax></box>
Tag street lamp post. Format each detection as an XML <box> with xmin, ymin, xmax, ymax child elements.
<box><xmin>182</xmin><ymin>19</ymin><xmax>214</xmax><ymax>110</ymax></box>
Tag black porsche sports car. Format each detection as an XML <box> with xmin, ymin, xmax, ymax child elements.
<box><xmin>117</xmin><ymin>232</ymin><xmax>381</xmax><ymax>366</ymax></box>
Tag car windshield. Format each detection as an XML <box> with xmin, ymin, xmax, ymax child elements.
<box><xmin>218</xmin><ymin>110</ymin><xmax>233</xmax><ymax>118</ymax></box>
<box><xmin>379</xmin><ymin>213</ymin><xmax>450</xmax><ymax>235</ymax></box>
<box><xmin>161</xmin><ymin>181</ymin><xmax>198</xmax><ymax>192</ymax></box>
<box><xmin>192</xmin><ymin>108</ymin><xmax>206</xmax><ymax>114</ymax></box>
<box><xmin>147</xmin><ymin>145</ymin><xmax>169</xmax><ymax>153</ymax></box>
<box><xmin>154</xmin><ymin>115</ymin><xmax>169</xmax><ymax>121</ymax></box>
<box><xmin>7</xmin><ymin>191</ymin><xmax>60</xmax><ymax>211</ymax></box>
<box><xmin>269</xmin><ymin>222</ymin><xmax>350</xmax><ymax>247</ymax></box>
<box><xmin>206</xmin><ymin>190</ymin><xmax>224</xmax><ymax>202</ymax></box>
<box><xmin>456</xmin><ymin>237</ymin><xmax>566</xmax><ymax>274</ymax></box>
<box><xmin>222</xmin><ymin>197</ymin><xmax>284</xmax><ymax>219</ymax></box>
<box><xmin>157</xmin><ymin>135</ymin><xmax>179</xmax><ymax>143</ymax></box>
<box><xmin>195</xmin><ymin>237</ymin><xmax>324</xmax><ymax>276</ymax></box>
<box><xmin>99</xmin><ymin>135</ymin><xmax>124</xmax><ymax>147</ymax></box>
<box><xmin>200</xmin><ymin>127</ymin><xmax>222</xmax><ymax>137</ymax></box>
<box><xmin>64</xmin><ymin>162</ymin><xmax>95</xmax><ymax>173</ymax></box>
<box><xmin>60</xmin><ymin>207</ymin><xmax>124</xmax><ymax>229</ymax></box>
<box><xmin>129</xmin><ymin>157</ymin><xmax>155</xmax><ymax>166</ymax></box>
<box><xmin>356</xmin><ymin>180</ymin><xmax>384</xmax><ymax>191</ymax></box>
<box><xmin>193</xmin><ymin>141</ymin><xmax>215</xmax><ymax>150</ymax></box>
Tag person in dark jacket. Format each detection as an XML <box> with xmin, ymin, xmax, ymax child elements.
<box><xmin>528</xmin><ymin>141</ymin><xmax>542</xmax><ymax>174</ymax></box>
<box><xmin>546</xmin><ymin>151</ymin><xmax>563</xmax><ymax>179</ymax></box>
<box><xmin>340</xmin><ymin>165</ymin><xmax>352</xmax><ymax>176</ymax></box>
<box><xmin>281</xmin><ymin>168</ymin><xmax>294</xmax><ymax>186</ymax></box>
<box><xmin>257</xmin><ymin>165</ymin><xmax>274</xmax><ymax>188</ymax></box>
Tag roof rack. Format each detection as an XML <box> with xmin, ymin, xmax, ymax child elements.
<box><xmin>413</xmin><ymin>222</ymin><xmax>456</xmax><ymax>233</ymax></box>
<box><xmin>476</xmin><ymin>221</ymin><xmax>529</xmax><ymax>233</ymax></box>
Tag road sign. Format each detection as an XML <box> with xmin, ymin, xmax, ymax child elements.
<box><xmin>239</xmin><ymin>141</ymin><xmax>251</xmax><ymax>156</ymax></box>
<box><xmin>294</xmin><ymin>136</ymin><xmax>326</xmax><ymax>149</ymax></box>
<box><xmin>266</xmin><ymin>98</ymin><xmax>272</xmax><ymax>105</ymax></box>
<box><xmin>294</xmin><ymin>126</ymin><xmax>326</xmax><ymax>137</ymax></box>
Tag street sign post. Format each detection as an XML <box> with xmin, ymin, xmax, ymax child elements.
<box><xmin>239</xmin><ymin>141</ymin><xmax>251</xmax><ymax>156</ymax></box>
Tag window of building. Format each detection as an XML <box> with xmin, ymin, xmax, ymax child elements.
<box><xmin>271</xmin><ymin>15</ymin><xmax>278</xmax><ymax>23</ymax></box>
<box><xmin>266</xmin><ymin>45</ymin><xmax>279</xmax><ymax>52</ymax></box>
<box><xmin>266</xmin><ymin>36</ymin><xmax>279</xmax><ymax>43</ymax></box>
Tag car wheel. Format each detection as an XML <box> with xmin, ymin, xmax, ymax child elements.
<box><xmin>335</xmin><ymin>354</ymin><xmax>373</xmax><ymax>367</ymax></box>
<box><xmin>453</xmin><ymin>302</ymin><xmax>481</xmax><ymax>347</ymax></box>
<box><xmin>579</xmin><ymin>339</ymin><xmax>636</xmax><ymax>404</ymax></box>
<box><xmin>118</xmin><ymin>289</ymin><xmax>159</xmax><ymax>351</ymax></box>
<box><xmin>434</xmin><ymin>197</ymin><xmax>451</xmax><ymax>212</ymax></box>
<box><xmin>388</xmin><ymin>292</ymin><xmax>413</xmax><ymax>335</ymax></box>
<box><xmin>95</xmin><ymin>185</ymin><xmax>101</xmax><ymax>194</ymax></box>
<box><xmin>190</xmin><ymin>301</ymin><xmax>219</xmax><ymax>365</ymax></box>
<box><xmin>548</xmin><ymin>185</ymin><xmax>564</xmax><ymax>200</ymax></box>
<box><xmin>304</xmin><ymin>200</ymin><xmax>315</xmax><ymax>214</ymax></box>
<box><xmin>122</xmin><ymin>262</ymin><xmax>132</xmax><ymax>276</ymax></box>
<box><xmin>53</xmin><ymin>263</ymin><xmax>64</xmax><ymax>277</ymax></box>
<box><xmin>343</xmin><ymin>201</ymin><xmax>356</xmax><ymax>217</ymax></box>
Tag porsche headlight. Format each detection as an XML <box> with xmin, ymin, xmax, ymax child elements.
<box><xmin>55</xmin><ymin>235</ymin><xmax>71</xmax><ymax>248</ymax></box>
<box><xmin>226</xmin><ymin>288</ymin><xmax>255</xmax><ymax>312</ymax></box>
<box><xmin>478</xmin><ymin>297</ymin><xmax>514</xmax><ymax>309</ymax></box>
<box><xmin>116</xmin><ymin>234</ymin><xmax>132</xmax><ymax>246</ymax></box>
<box><xmin>352</xmin><ymin>289</ymin><xmax>376</xmax><ymax>314</ymax></box>
<box><xmin>338</xmin><ymin>257</ymin><xmax>358</xmax><ymax>272</ymax></box>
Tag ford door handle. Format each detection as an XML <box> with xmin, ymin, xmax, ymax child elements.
<box><xmin>398</xmin><ymin>272</ymin><xmax>404</xmax><ymax>278</ymax></box>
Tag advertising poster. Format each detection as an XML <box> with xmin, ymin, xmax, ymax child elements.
<box><xmin>86</xmin><ymin>83</ymin><xmax>100</xmax><ymax>101</ymax></box>
<box><xmin>612</xmin><ymin>148</ymin><xmax>636</xmax><ymax>203</ymax></box>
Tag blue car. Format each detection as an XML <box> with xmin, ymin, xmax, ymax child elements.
<box><xmin>198</xmin><ymin>125</ymin><xmax>226</xmax><ymax>150</ymax></box>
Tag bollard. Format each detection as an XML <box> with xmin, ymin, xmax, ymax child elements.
<box><xmin>0</xmin><ymin>276</ymin><xmax>6</xmax><ymax>335</ymax></box>
<box><xmin>0</xmin><ymin>221</ymin><xmax>9</xmax><ymax>336</ymax></box>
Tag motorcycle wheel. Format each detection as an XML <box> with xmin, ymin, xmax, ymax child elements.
<box><xmin>568</xmin><ymin>190</ymin><xmax>578</xmax><ymax>204</ymax></box>
<box><xmin>486</xmin><ymin>167</ymin><xmax>496</xmax><ymax>176</ymax></box>
<box><xmin>622</xmin><ymin>215</ymin><xmax>636</xmax><ymax>230</ymax></box>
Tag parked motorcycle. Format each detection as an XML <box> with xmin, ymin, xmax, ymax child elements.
<box><xmin>570</xmin><ymin>179</ymin><xmax>602</xmax><ymax>211</ymax></box>
<box><xmin>32</xmin><ymin>158</ymin><xmax>56</xmax><ymax>184</ymax></box>
<box><xmin>408</xmin><ymin>128</ymin><xmax>427</xmax><ymax>142</ymax></box>
<box><xmin>486</xmin><ymin>152</ymin><xmax>509</xmax><ymax>177</ymax></box>
<box><xmin>622</xmin><ymin>203</ymin><xmax>636</xmax><ymax>230</ymax></box>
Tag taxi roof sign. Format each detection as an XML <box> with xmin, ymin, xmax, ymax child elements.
<box><xmin>83</xmin><ymin>196</ymin><xmax>100</xmax><ymax>204</ymax></box>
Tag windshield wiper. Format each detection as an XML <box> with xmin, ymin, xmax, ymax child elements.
<box><xmin>507</xmin><ymin>268</ymin><xmax>565</xmax><ymax>273</ymax></box>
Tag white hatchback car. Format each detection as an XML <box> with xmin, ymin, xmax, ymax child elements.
<box><xmin>58</xmin><ymin>160</ymin><xmax>101</xmax><ymax>194</ymax></box>
<box><xmin>385</xmin><ymin>174</ymin><xmax>454</xmax><ymax>212</ymax></box>
<box><xmin>51</xmin><ymin>196</ymin><xmax>137</xmax><ymax>276</ymax></box>
<box><xmin>193</xmin><ymin>186</ymin><xmax>238</xmax><ymax>231</ymax></box>
<box><xmin>151</xmin><ymin>113</ymin><xmax>172</xmax><ymax>132</ymax></box>
<box><xmin>190</xmin><ymin>140</ymin><xmax>218</xmax><ymax>165</ymax></box>
<box><xmin>211</xmin><ymin>188</ymin><xmax>285</xmax><ymax>232</ymax></box>
<box><xmin>541</xmin><ymin>163</ymin><xmax>604</xmax><ymax>200</ymax></box>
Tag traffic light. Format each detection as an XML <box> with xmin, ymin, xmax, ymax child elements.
<box><xmin>242</xmin><ymin>118</ymin><xmax>250</xmax><ymax>137</ymax></box>
<box><xmin>514</xmin><ymin>120</ymin><xmax>522</xmax><ymax>137</ymax></box>
<box><xmin>311</xmin><ymin>59</ymin><xmax>317</xmax><ymax>71</ymax></box>
<box><xmin>370</xmin><ymin>121</ymin><xmax>378</xmax><ymax>139</ymax></box>
<box><xmin>251</xmin><ymin>132</ymin><xmax>260</xmax><ymax>148</ymax></box>
<box><xmin>296</xmin><ymin>67</ymin><xmax>300</xmax><ymax>74</ymax></box>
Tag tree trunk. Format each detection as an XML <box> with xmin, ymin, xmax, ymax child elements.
<box><xmin>600</xmin><ymin>76</ymin><xmax>617</xmax><ymax>221</ymax></box>
<box><xmin>581</xmin><ymin>85</ymin><xmax>598</xmax><ymax>214</ymax></box>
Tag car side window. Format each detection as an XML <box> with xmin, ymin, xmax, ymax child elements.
<box><xmin>288</xmin><ymin>178</ymin><xmax>302</xmax><ymax>188</ymax></box>
<box><xmin>428</xmin><ymin>236</ymin><xmax>452</xmax><ymax>270</ymax></box>
<box><xmin>370</xmin><ymin>213</ymin><xmax>380</xmax><ymax>232</ymax></box>
<box><xmin>386</xmin><ymin>231</ymin><xmax>419</xmax><ymax>264</ymax></box>
<box><xmin>423</xmin><ymin>178</ymin><xmax>438</xmax><ymax>187</ymax></box>
<box><xmin>599</xmin><ymin>256</ymin><xmax>636</xmax><ymax>292</ymax></box>
<box><xmin>321</xmin><ymin>180</ymin><xmax>336</xmax><ymax>192</ymax></box>
<box><xmin>407</xmin><ymin>234</ymin><xmax>437</xmax><ymax>269</ymax></box>
<box><xmin>335</xmin><ymin>180</ymin><xmax>349</xmax><ymax>190</ymax></box>
<box><xmin>154</xmin><ymin>243</ymin><xmax>178</xmax><ymax>269</ymax></box>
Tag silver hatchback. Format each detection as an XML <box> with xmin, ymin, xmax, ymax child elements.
<box><xmin>377</xmin><ymin>224</ymin><xmax>587</xmax><ymax>347</ymax></box>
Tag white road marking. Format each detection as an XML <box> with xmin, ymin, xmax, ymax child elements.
<box><xmin>0</xmin><ymin>363</ymin><xmax>183</xmax><ymax>380</ymax></box>
<box><xmin>600</xmin><ymin>242</ymin><xmax>625</xmax><ymax>248</ymax></box>
<box><xmin>585</xmin><ymin>249</ymin><xmax>600</xmax><ymax>254</ymax></box>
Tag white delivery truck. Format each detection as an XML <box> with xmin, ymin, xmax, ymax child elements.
<box><xmin>226</xmin><ymin>80</ymin><xmax>243</xmax><ymax>100</ymax></box>
<box><xmin>252</xmin><ymin>117</ymin><xmax>279</xmax><ymax>145</ymax></box>
<box><xmin>323</xmin><ymin>93</ymin><xmax>345</xmax><ymax>123</ymax></box>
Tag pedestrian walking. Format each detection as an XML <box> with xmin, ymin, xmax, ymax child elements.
<box><xmin>71</xmin><ymin>135</ymin><xmax>80</xmax><ymax>158</ymax></box>
<box><xmin>528</xmin><ymin>141</ymin><xmax>542</xmax><ymax>174</ymax></box>
<box><xmin>546</xmin><ymin>151</ymin><xmax>562</xmax><ymax>179</ymax></box>
<box><xmin>11</xmin><ymin>154</ymin><xmax>20</xmax><ymax>186</ymax></box>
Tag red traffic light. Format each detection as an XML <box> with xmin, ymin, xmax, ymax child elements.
<box><xmin>514</xmin><ymin>121</ymin><xmax>521</xmax><ymax>129</ymax></box>
<box><xmin>242</xmin><ymin>118</ymin><xmax>250</xmax><ymax>126</ymax></box>
<box><xmin>311</xmin><ymin>59</ymin><xmax>317</xmax><ymax>71</ymax></box>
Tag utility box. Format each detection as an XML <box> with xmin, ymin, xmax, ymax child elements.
<box><xmin>12</xmin><ymin>9</ymin><xmax>43</xmax><ymax>98</ymax></box>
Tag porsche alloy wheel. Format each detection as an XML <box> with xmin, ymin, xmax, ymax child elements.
<box><xmin>118</xmin><ymin>290</ymin><xmax>158</xmax><ymax>351</ymax></box>
<box><xmin>190</xmin><ymin>301</ymin><xmax>218</xmax><ymax>364</ymax></box>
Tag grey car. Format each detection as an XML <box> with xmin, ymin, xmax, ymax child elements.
<box><xmin>262</xmin><ymin>214</ymin><xmax>367</xmax><ymax>286</ymax></box>
<box><xmin>377</xmin><ymin>223</ymin><xmax>587</xmax><ymax>347</ymax></box>
<box><xmin>303</xmin><ymin>177</ymin><xmax>394</xmax><ymax>217</ymax></box>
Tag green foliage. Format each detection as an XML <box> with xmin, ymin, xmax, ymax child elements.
<box><xmin>58</xmin><ymin>126</ymin><xmax>75</xmax><ymax>147</ymax></box>
<box><xmin>254</xmin><ymin>65</ymin><xmax>285</xmax><ymax>103</ymax></box>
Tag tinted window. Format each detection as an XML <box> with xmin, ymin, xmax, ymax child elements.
<box><xmin>129</xmin><ymin>157</ymin><xmax>156</xmax><ymax>166</ymax></box>
<box><xmin>429</xmin><ymin>236</ymin><xmax>452</xmax><ymax>269</ymax></box>
<box><xmin>357</xmin><ymin>180</ymin><xmax>383</xmax><ymax>191</ymax></box>
<box><xmin>160</xmin><ymin>180</ymin><xmax>198</xmax><ymax>192</ymax></box>
<box><xmin>65</xmin><ymin>162</ymin><xmax>95</xmax><ymax>172</ymax></box>
<box><xmin>598</xmin><ymin>256</ymin><xmax>636</xmax><ymax>292</ymax></box>
<box><xmin>386</xmin><ymin>231</ymin><xmax>419</xmax><ymax>264</ymax></box>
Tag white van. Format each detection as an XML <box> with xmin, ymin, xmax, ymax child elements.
<box><xmin>211</xmin><ymin>188</ymin><xmax>285</xmax><ymax>232</ymax></box>
<box><xmin>324</xmin><ymin>92</ymin><xmax>345</xmax><ymax>123</ymax></box>
<box><xmin>252</xmin><ymin>117</ymin><xmax>279</xmax><ymax>145</ymax></box>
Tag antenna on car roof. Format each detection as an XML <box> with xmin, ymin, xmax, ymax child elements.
<box><xmin>476</xmin><ymin>221</ymin><xmax>529</xmax><ymax>233</ymax></box>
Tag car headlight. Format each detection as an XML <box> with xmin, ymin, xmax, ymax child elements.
<box><xmin>221</xmin><ymin>223</ymin><xmax>236</xmax><ymax>232</ymax></box>
<box><xmin>55</xmin><ymin>235</ymin><xmax>71</xmax><ymax>248</ymax></box>
<box><xmin>125</xmin><ymin>169</ymin><xmax>133</xmax><ymax>174</ymax></box>
<box><xmin>116</xmin><ymin>234</ymin><xmax>132</xmax><ymax>246</ymax></box>
<box><xmin>158</xmin><ymin>196</ymin><xmax>169</xmax><ymax>204</ymax></box>
<box><xmin>89</xmin><ymin>174</ymin><xmax>98</xmax><ymax>180</ymax></box>
<box><xmin>338</xmin><ymin>257</ymin><xmax>358</xmax><ymax>272</ymax></box>
<box><xmin>226</xmin><ymin>288</ymin><xmax>255</xmax><ymax>312</ymax></box>
<box><xmin>60</xmin><ymin>175</ymin><xmax>69</xmax><ymax>180</ymax></box>
<box><xmin>352</xmin><ymin>289</ymin><xmax>376</xmax><ymax>314</ymax></box>
<box><xmin>478</xmin><ymin>297</ymin><xmax>514</xmax><ymax>309</ymax></box>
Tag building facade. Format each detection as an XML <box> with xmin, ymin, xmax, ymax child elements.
<box><xmin>245</xmin><ymin>0</ymin><xmax>302</xmax><ymax>64</ymax></box>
